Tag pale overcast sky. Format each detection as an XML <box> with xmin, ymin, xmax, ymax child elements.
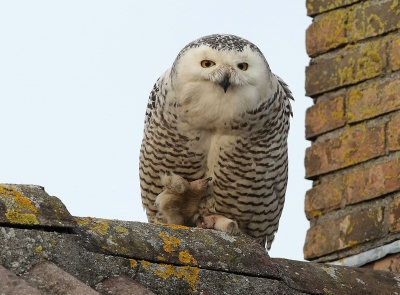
<box><xmin>0</xmin><ymin>1</ymin><xmax>312</xmax><ymax>260</ymax></box>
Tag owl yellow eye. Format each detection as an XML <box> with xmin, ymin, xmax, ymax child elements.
<box><xmin>201</xmin><ymin>60</ymin><xmax>215</xmax><ymax>68</ymax></box>
<box><xmin>238</xmin><ymin>63</ymin><xmax>248</xmax><ymax>71</ymax></box>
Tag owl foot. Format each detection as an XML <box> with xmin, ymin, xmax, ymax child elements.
<box><xmin>196</xmin><ymin>214</ymin><xmax>238</xmax><ymax>235</ymax></box>
<box><xmin>189</xmin><ymin>176</ymin><xmax>212</xmax><ymax>192</ymax></box>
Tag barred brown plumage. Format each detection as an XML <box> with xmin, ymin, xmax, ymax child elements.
<box><xmin>139</xmin><ymin>34</ymin><xmax>293</xmax><ymax>250</ymax></box>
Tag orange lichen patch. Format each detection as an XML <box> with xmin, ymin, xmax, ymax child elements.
<box><xmin>13</xmin><ymin>195</ymin><xmax>37</xmax><ymax>213</ymax></box>
<box><xmin>0</xmin><ymin>185</ymin><xmax>21</xmax><ymax>200</ymax></box>
<box><xmin>160</xmin><ymin>232</ymin><xmax>181</xmax><ymax>253</ymax></box>
<box><xmin>166</xmin><ymin>224</ymin><xmax>189</xmax><ymax>230</ymax></box>
<box><xmin>129</xmin><ymin>259</ymin><xmax>137</xmax><ymax>268</ymax></box>
<box><xmin>5</xmin><ymin>211</ymin><xmax>39</xmax><ymax>225</ymax></box>
<box><xmin>115</xmin><ymin>225</ymin><xmax>129</xmax><ymax>234</ymax></box>
<box><xmin>179</xmin><ymin>250</ymin><xmax>198</xmax><ymax>265</ymax></box>
<box><xmin>152</xmin><ymin>222</ymin><xmax>189</xmax><ymax>230</ymax></box>
<box><xmin>140</xmin><ymin>260</ymin><xmax>152</xmax><ymax>271</ymax></box>
<box><xmin>35</xmin><ymin>246</ymin><xmax>43</xmax><ymax>253</ymax></box>
<box><xmin>152</xmin><ymin>264</ymin><xmax>200</xmax><ymax>292</ymax></box>
<box><xmin>157</xmin><ymin>255</ymin><xmax>166</xmax><ymax>261</ymax></box>
<box><xmin>0</xmin><ymin>185</ymin><xmax>38</xmax><ymax>213</ymax></box>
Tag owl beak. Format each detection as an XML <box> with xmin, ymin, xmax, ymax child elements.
<box><xmin>219</xmin><ymin>75</ymin><xmax>231</xmax><ymax>93</ymax></box>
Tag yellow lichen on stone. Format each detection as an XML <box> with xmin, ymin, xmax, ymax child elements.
<box><xmin>120</xmin><ymin>246</ymin><xmax>129</xmax><ymax>254</ymax></box>
<box><xmin>347</xmin><ymin>240</ymin><xmax>358</xmax><ymax>247</ymax></box>
<box><xmin>129</xmin><ymin>259</ymin><xmax>137</xmax><ymax>268</ymax></box>
<box><xmin>0</xmin><ymin>185</ymin><xmax>20</xmax><ymax>200</ymax></box>
<box><xmin>5</xmin><ymin>211</ymin><xmax>39</xmax><ymax>225</ymax></box>
<box><xmin>179</xmin><ymin>250</ymin><xmax>198</xmax><ymax>265</ymax></box>
<box><xmin>366</xmin><ymin>14</ymin><xmax>384</xmax><ymax>36</ymax></box>
<box><xmin>390</xmin><ymin>0</ymin><xmax>400</xmax><ymax>15</ymax></box>
<box><xmin>310</xmin><ymin>210</ymin><xmax>323</xmax><ymax>219</ymax></box>
<box><xmin>140</xmin><ymin>260</ymin><xmax>152</xmax><ymax>271</ymax></box>
<box><xmin>160</xmin><ymin>232</ymin><xmax>181</xmax><ymax>253</ymax></box>
<box><xmin>338</xmin><ymin>57</ymin><xmax>355</xmax><ymax>85</ymax></box>
<box><xmin>91</xmin><ymin>219</ymin><xmax>109</xmax><ymax>236</ymax></box>
<box><xmin>153</xmin><ymin>222</ymin><xmax>189</xmax><ymax>230</ymax></box>
<box><xmin>35</xmin><ymin>246</ymin><xmax>43</xmax><ymax>253</ymax></box>
<box><xmin>153</xmin><ymin>264</ymin><xmax>200</xmax><ymax>292</ymax></box>
<box><xmin>357</xmin><ymin>41</ymin><xmax>385</xmax><ymax>79</ymax></box>
<box><xmin>0</xmin><ymin>185</ymin><xmax>38</xmax><ymax>213</ymax></box>
<box><xmin>115</xmin><ymin>225</ymin><xmax>129</xmax><ymax>233</ymax></box>
<box><xmin>323</xmin><ymin>288</ymin><xmax>336</xmax><ymax>295</ymax></box>
<box><xmin>157</xmin><ymin>255</ymin><xmax>166</xmax><ymax>261</ymax></box>
<box><xmin>312</xmin><ymin>233</ymin><xmax>327</xmax><ymax>244</ymax></box>
<box><xmin>166</xmin><ymin>224</ymin><xmax>189</xmax><ymax>230</ymax></box>
<box><xmin>75</xmin><ymin>217</ymin><xmax>89</xmax><ymax>226</ymax></box>
<box><xmin>50</xmin><ymin>239</ymin><xmax>57</xmax><ymax>246</ymax></box>
<box><xmin>13</xmin><ymin>195</ymin><xmax>38</xmax><ymax>213</ymax></box>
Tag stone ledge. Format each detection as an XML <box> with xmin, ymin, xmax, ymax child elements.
<box><xmin>1</xmin><ymin>184</ymin><xmax>400</xmax><ymax>294</ymax></box>
<box><xmin>0</xmin><ymin>184</ymin><xmax>76</xmax><ymax>229</ymax></box>
<box><xmin>74</xmin><ymin>217</ymin><xmax>278</xmax><ymax>278</ymax></box>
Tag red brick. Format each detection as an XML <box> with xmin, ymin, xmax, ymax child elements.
<box><xmin>95</xmin><ymin>275</ymin><xmax>156</xmax><ymax>295</ymax></box>
<box><xmin>388</xmin><ymin>114</ymin><xmax>400</xmax><ymax>152</ymax></box>
<box><xmin>22</xmin><ymin>261</ymin><xmax>99</xmax><ymax>295</ymax></box>
<box><xmin>305</xmin><ymin>176</ymin><xmax>343</xmax><ymax>220</ymax></box>
<box><xmin>347</xmin><ymin>79</ymin><xmax>400</xmax><ymax>123</ymax></box>
<box><xmin>306</xmin><ymin>9</ymin><xmax>347</xmax><ymax>57</ymax></box>
<box><xmin>388</xmin><ymin>199</ymin><xmax>400</xmax><ymax>233</ymax></box>
<box><xmin>306</xmin><ymin>39</ymin><xmax>387</xmax><ymax>97</ymax></box>
<box><xmin>362</xmin><ymin>253</ymin><xmax>400</xmax><ymax>272</ymax></box>
<box><xmin>304</xmin><ymin>206</ymin><xmax>385</xmax><ymax>260</ymax></box>
<box><xmin>348</xmin><ymin>1</ymin><xmax>400</xmax><ymax>43</ymax></box>
<box><xmin>306</xmin><ymin>0</ymin><xmax>361</xmax><ymax>16</ymax></box>
<box><xmin>391</xmin><ymin>36</ymin><xmax>400</xmax><ymax>71</ymax></box>
<box><xmin>0</xmin><ymin>265</ymin><xmax>43</xmax><ymax>295</ymax></box>
<box><xmin>305</xmin><ymin>124</ymin><xmax>385</xmax><ymax>179</ymax></box>
<box><xmin>306</xmin><ymin>96</ymin><xmax>345</xmax><ymax>139</ymax></box>
<box><xmin>345</xmin><ymin>159</ymin><xmax>400</xmax><ymax>205</ymax></box>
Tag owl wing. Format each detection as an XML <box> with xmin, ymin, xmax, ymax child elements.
<box><xmin>139</xmin><ymin>71</ymin><xmax>208</xmax><ymax>222</ymax></box>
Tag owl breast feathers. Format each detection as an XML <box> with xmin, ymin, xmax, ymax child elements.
<box><xmin>139</xmin><ymin>34</ymin><xmax>293</xmax><ymax>250</ymax></box>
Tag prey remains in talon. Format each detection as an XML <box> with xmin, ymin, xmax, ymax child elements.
<box><xmin>196</xmin><ymin>214</ymin><xmax>238</xmax><ymax>235</ymax></box>
<box><xmin>155</xmin><ymin>171</ymin><xmax>212</xmax><ymax>226</ymax></box>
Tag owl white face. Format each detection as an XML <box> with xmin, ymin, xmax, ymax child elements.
<box><xmin>171</xmin><ymin>45</ymin><xmax>275</xmax><ymax>126</ymax></box>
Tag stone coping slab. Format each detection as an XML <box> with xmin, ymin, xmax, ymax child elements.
<box><xmin>0</xmin><ymin>184</ymin><xmax>76</xmax><ymax>229</ymax></box>
<box><xmin>74</xmin><ymin>217</ymin><xmax>279</xmax><ymax>279</ymax></box>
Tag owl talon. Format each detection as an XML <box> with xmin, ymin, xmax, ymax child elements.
<box><xmin>228</xmin><ymin>221</ymin><xmax>237</xmax><ymax>234</ymax></box>
<box><xmin>196</xmin><ymin>215</ymin><xmax>204</xmax><ymax>227</ymax></box>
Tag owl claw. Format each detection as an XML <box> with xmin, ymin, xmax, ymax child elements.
<box><xmin>196</xmin><ymin>215</ymin><xmax>206</xmax><ymax>228</ymax></box>
<box><xmin>228</xmin><ymin>221</ymin><xmax>238</xmax><ymax>235</ymax></box>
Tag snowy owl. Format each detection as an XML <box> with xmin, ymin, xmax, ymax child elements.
<box><xmin>139</xmin><ymin>34</ymin><xmax>293</xmax><ymax>249</ymax></box>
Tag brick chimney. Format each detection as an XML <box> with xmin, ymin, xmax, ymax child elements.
<box><xmin>303</xmin><ymin>0</ymin><xmax>400</xmax><ymax>271</ymax></box>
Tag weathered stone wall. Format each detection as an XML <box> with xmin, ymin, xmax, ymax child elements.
<box><xmin>303</xmin><ymin>0</ymin><xmax>400</xmax><ymax>266</ymax></box>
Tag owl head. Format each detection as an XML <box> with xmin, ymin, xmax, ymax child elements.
<box><xmin>169</xmin><ymin>34</ymin><xmax>277</xmax><ymax>123</ymax></box>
